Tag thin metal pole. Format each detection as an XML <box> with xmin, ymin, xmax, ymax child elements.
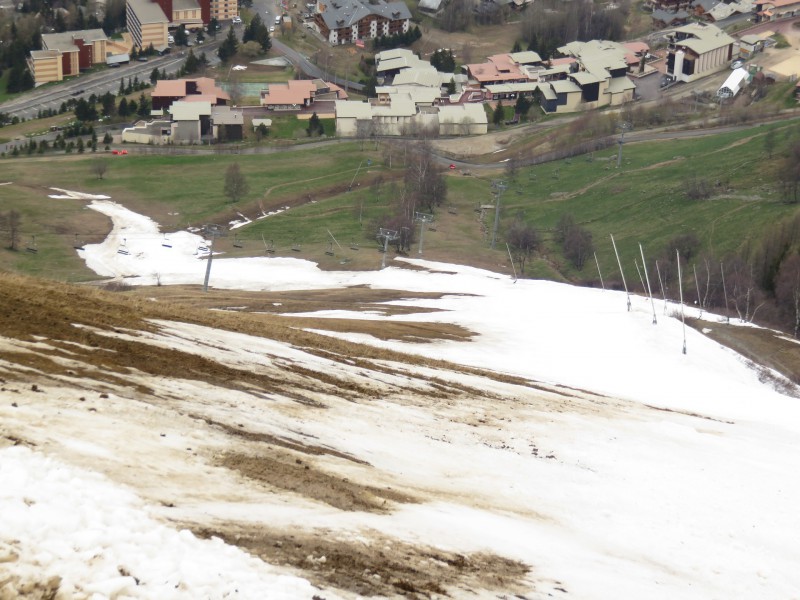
<box><xmin>610</xmin><ymin>234</ymin><xmax>630</xmax><ymax>311</ymax></box>
<box><xmin>655</xmin><ymin>260</ymin><xmax>667</xmax><ymax>314</ymax></box>
<box><xmin>506</xmin><ymin>243</ymin><xmax>518</xmax><ymax>282</ymax></box>
<box><xmin>720</xmin><ymin>261</ymin><xmax>730</xmax><ymax>323</ymax></box>
<box><xmin>418</xmin><ymin>219</ymin><xmax>426</xmax><ymax>254</ymax></box>
<box><xmin>639</xmin><ymin>243</ymin><xmax>657</xmax><ymax>324</ymax></box>
<box><xmin>677</xmin><ymin>250</ymin><xmax>686</xmax><ymax>354</ymax></box>
<box><xmin>616</xmin><ymin>125</ymin><xmax>626</xmax><ymax>168</ymax></box>
<box><xmin>491</xmin><ymin>186</ymin><xmax>504</xmax><ymax>250</ymax></box>
<box><xmin>202</xmin><ymin>239</ymin><xmax>213</xmax><ymax>292</ymax></box>
<box><xmin>381</xmin><ymin>235</ymin><xmax>389</xmax><ymax>269</ymax></box>
<box><xmin>634</xmin><ymin>259</ymin><xmax>646</xmax><ymax>293</ymax></box>
<box><xmin>693</xmin><ymin>264</ymin><xmax>702</xmax><ymax>314</ymax></box>
<box><xmin>594</xmin><ymin>252</ymin><xmax>605</xmax><ymax>290</ymax></box>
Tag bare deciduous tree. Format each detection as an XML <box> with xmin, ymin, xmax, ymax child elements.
<box><xmin>224</xmin><ymin>163</ymin><xmax>249</xmax><ymax>204</ymax></box>
<box><xmin>91</xmin><ymin>158</ymin><xmax>109</xmax><ymax>180</ymax></box>
<box><xmin>727</xmin><ymin>257</ymin><xmax>766</xmax><ymax>323</ymax></box>
<box><xmin>506</xmin><ymin>215</ymin><xmax>540</xmax><ymax>274</ymax></box>
<box><xmin>776</xmin><ymin>253</ymin><xmax>800</xmax><ymax>337</ymax></box>
<box><xmin>0</xmin><ymin>210</ymin><xmax>22</xmax><ymax>251</ymax></box>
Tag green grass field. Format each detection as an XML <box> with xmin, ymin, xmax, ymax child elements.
<box><xmin>1</xmin><ymin>118</ymin><xmax>799</xmax><ymax>283</ymax></box>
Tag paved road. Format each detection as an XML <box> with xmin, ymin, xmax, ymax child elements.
<box><xmin>253</xmin><ymin>0</ymin><xmax>363</xmax><ymax>90</ymax></box>
<box><xmin>0</xmin><ymin>53</ymin><xmax>191</xmax><ymax>121</ymax></box>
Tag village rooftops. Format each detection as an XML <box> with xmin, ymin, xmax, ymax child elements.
<box><xmin>437</xmin><ymin>103</ymin><xmax>488</xmax><ymax>125</ymax></box>
<box><xmin>484</xmin><ymin>82</ymin><xmax>541</xmax><ymax>95</ymax></box>
<box><xmin>508</xmin><ymin>50</ymin><xmax>543</xmax><ymax>65</ymax></box>
<box><xmin>465</xmin><ymin>53</ymin><xmax>528</xmax><ymax>84</ymax></box>
<box><xmin>550</xmin><ymin>80</ymin><xmax>582</xmax><ymax>93</ymax></box>
<box><xmin>671</xmin><ymin>23</ymin><xmax>735</xmax><ymax>54</ymax></box>
<box><xmin>41</xmin><ymin>28</ymin><xmax>108</xmax><ymax>52</ymax></box>
<box><xmin>377</xmin><ymin>85</ymin><xmax>441</xmax><ymax>104</ymax></box>
<box><xmin>152</xmin><ymin>78</ymin><xmax>231</xmax><ymax>102</ymax></box>
<box><xmin>558</xmin><ymin>39</ymin><xmax>648</xmax><ymax>69</ymax></box>
<box><xmin>392</xmin><ymin>68</ymin><xmax>446</xmax><ymax>87</ymax></box>
<box><xmin>739</xmin><ymin>34</ymin><xmax>763</xmax><ymax>44</ymax></box>
<box><xmin>169</xmin><ymin>100</ymin><xmax>212</xmax><ymax>120</ymax></box>
<box><xmin>692</xmin><ymin>0</ymin><xmax>720</xmax><ymax>12</ymax></box>
<box><xmin>127</xmin><ymin>0</ymin><xmax>169</xmax><ymax>23</ymax></box>
<box><xmin>260</xmin><ymin>79</ymin><xmax>345</xmax><ymax>106</ymax></box>
<box><xmin>375</xmin><ymin>48</ymin><xmax>430</xmax><ymax>73</ymax></box>
<box><xmin>319</xmin><ymin>0</ymin><xmax>411</xmax><ymax>30</ymax></box>
<box><xmin>372</xmin><ymin>94</ymin><xmax>416</xmax><ymax>117</ymax></box>
<box><xmin>261</xmin><ymin>80</ymin><xmax>316</xmax><ymax>105</ymax></box>
<box><xmin>334</xmin><ymin>100</ymin><xmax>373</xmax><ymax>119</ymax></box>
<box><xmin>29</xmin><ymin>49</ymin><xmax>60</xmax><ymax>59</ymax></box>
<box><xmin>570</xmin><ymin>71</ymin><xmax>605</xmax><ymax>85</ymax></box>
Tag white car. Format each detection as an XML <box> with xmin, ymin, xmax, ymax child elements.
<box><xmin>269</xmin><ymin>25</ymin><xmax>275</xmax><ymax>32</ymax></box>
<box><xmin>731</xmin><ymin>59</ymin><xmax>745</xmax><ymax>70</ymax></box>
<box><xmin>232</xmin><ymin>15</ymin><xmax>242</xmax><ymax>24</ymax></box>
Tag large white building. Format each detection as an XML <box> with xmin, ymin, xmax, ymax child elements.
<box><xmin>666</xmin><ymin>23</ymin><xmax>735</xmax><ymax>83</ymax></box>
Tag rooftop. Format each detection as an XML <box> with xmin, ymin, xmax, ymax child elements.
<box><xmin>41</xmin><ymin>29</ymin><xmax>108</xmax><ymax>53</ymax></box>
<box><xmin>319</xmin><ymin>0</ymin><xmax>411</xmax><ymax>29</ymax></box>
<box><xmin>672</xmin><ymin>23</ymin><xmax>735</xmax><ymax>54</ymax></box>
<box><xmin>127</xmin><ymin>0</ymin><xmax>169</xmax><ymax>23</ymax></box>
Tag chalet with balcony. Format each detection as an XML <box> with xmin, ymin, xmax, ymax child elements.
<box><xmin>315</xmin><ymin>0</ymin><xmax>411</xmax><ymax>45</ymax></box>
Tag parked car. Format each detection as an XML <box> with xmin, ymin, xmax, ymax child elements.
<box><xmin>232</xmin><ymin>15</ymin><xmax>242</xmax><ymax>24</ymax></box>
<box><xmin>660</xmin><ymin>74</ymin><xmax>676</xmax><ymax>88</ymax></box>
<box><xmin>731</xmin><ymin>58</ymin><xmax>745</xmax><ymax>70</ymax></box>
<box><xmin>137</xmin><ymin>57</ymin><xmax>148</xmax><ymax>62</ymax></box>
<box><xmin>269</xmin><ymin>25</ymin><xmax>275</xmax><ymax>32</ymax></box>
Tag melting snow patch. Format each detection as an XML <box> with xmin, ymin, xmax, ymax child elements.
<box><xmin>48</xmin><ymin>188</ymin><xmax>111</xmax><ymax>200</ymax></box>
<box><xmin>0</xmin><ymin>446</ymin><xmax>331</xmax><ymax>599</ymax></box>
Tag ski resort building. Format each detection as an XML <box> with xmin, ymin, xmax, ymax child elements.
<box><xmin>314</xmin><ymin>0</ymin><xmax>411</xmax><ymax>45</ymax></box>
<box><xmin>665</xmin><ymin>23</ymin><xmax>735</xmax><ymax>83</ymax></box>
<box><xmin>28</xmin><ymin>29</ymin><xmax>108</xmax><ymax>85</ymax></box>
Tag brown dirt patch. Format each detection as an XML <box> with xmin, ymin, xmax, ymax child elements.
<box><xmin>219</xmin><ymin>450</ymin><xmax>415</xmax><ymax>512</ymax></box>
<box><xmin>687</xmin><ymin>317</ymin><xmax>800</xmax><ymax>393</ymax></box>
<box><xmin>201</xmin><ymin>415</ymin><xmax>370</xmax><ymax>464</ymax></box>
<box><xmin>193</xmin><ymin>525</ymin><xmax>532</xmax><ymax>598</ymax></box>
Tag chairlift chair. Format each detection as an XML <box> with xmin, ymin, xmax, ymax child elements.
<box><xmin>161</xmin><ymin>234</ymin><xmax>172</xmax><ymax>248</ymax></box>
<box><xmin>233</xmin><ymin>233</ymin><xmax>243</xmax><ymax>249</ymax></box>
<box><xmin>349</xmin><ymin>241</ymin><xmax>360</xmax><ymax>251</ymax></box>
<box><xmin>117</xmin><ymin>237</ymin><xmax>130</xmax><ymax>255</ymax></box>
<box><xmin>26</xmin><ymin>236</ymin><xmax>38</xmax><ymax>254</ymax></box>
<box><xmin>291</xmin><ymin>239</ymin><xmax>301</xmax><ymax>252</ymax></box>
<box><xmin>73</xmin><ymin>233</ymin><xmax>85</xmax><ymax>251</ymax></box>
<box><xmin>325</xmin><ymin>241</ymin><xmax>334</xmax><ymax>256</ymax></box>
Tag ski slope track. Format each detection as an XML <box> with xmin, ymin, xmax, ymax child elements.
<box><xmin>1</xmin><ymin>189</ymin><xmax>799</xmax><ymax>599</ymax></box>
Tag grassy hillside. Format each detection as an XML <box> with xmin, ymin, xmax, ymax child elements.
<box><xmin>1</xmin><ymin>119</ymin><xmax>799</xmax><ymax>284</ymax></box>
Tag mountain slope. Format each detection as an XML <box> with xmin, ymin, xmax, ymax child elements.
<box><xmin>4</xmin><ymin>180</ymin><xmax>800</xmax><ymax>600</ymax></box>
